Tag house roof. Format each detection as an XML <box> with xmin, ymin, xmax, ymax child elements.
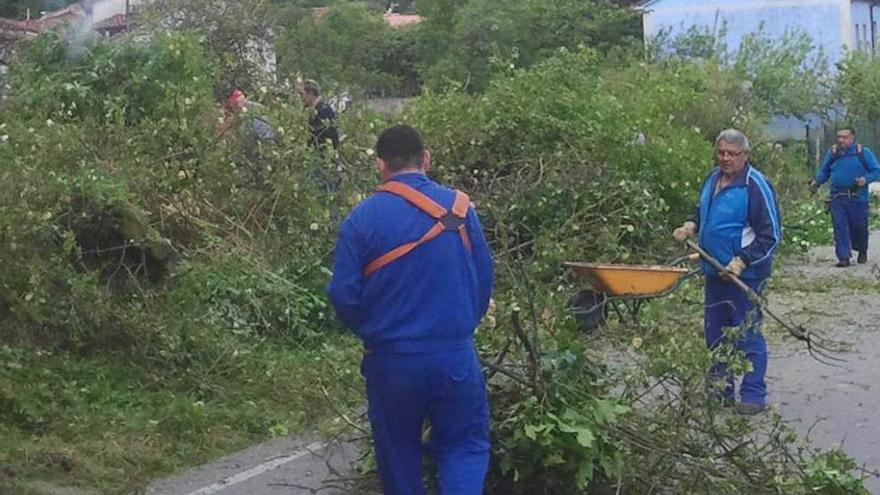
<box><xmin>311</xmin><ymin>7</ymin><xmax>424</xmax><ymax>28</ymax></box>
<box><xmin>0</xmin><ymin>3</ymin><xmax>85</xmax><ymax>33</ymax></box>
<box><xmin>636</xmin><ymin>0</ymin><xmax>661</xmax><ymax>9</ymax></box>
<box><xmin>0</xmin><ymin>17</ymin><xmax>40</xmax><ymax>34</ymax></box>
<box><xmin>94</xmin><ymin>13</ymin><xmax>128</xmax><ymax>30</ymax></box>
<box><xmin>383</xmin><ymin>14</ymin><xmax>423</xmax><ymax>28</ymax></box>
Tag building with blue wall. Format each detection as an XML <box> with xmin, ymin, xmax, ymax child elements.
<box><xmin>638</xmin><ymin>0</ymin><xmax>879</xmax><ymax>140</ymax></box>
<box><xmin>639</xmin><ymin>0</ymin><xmax>878</xmax><ymax>62</ymax></box>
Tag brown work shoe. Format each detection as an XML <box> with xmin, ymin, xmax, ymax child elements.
<box><xmin>835</xmin><ymin>259</ymin><xmax>851</xmax><ymax>268</ymax></box>
<box><xmin>857</xmin><ymin>251</ymin><xmax>867</xmax><ymax>264</ymax></box>
<box><xmin>733</xmin><ymin>402</ymin><xmax>766</xmax><ymax>416</ymax></box>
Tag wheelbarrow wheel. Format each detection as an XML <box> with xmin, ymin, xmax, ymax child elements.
<box><xmin>568</xmin><ymin>289</ymin><xmax>608</xmax><ymax>332</ymax></box>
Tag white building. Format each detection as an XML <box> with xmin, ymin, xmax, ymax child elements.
<box><xmin>639</xmin><ymin>0</ymin><xmax>880</xmax><ymax>63</ymax></box>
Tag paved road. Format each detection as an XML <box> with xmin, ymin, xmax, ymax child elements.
<box><xmin>772</xmin><ymin>229</ymin><xmax>880</xmax><ymax>492</ymax></box>
<box><xmin>145</xmin><ymin>435</ymin><xmax>361</xmax><ymax>495</ymax></box>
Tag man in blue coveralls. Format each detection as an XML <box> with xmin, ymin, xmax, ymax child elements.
<box><xmin>809</xmin><ymin>127</ymin><xmax>880</xmax><ymax>267</ymax></box>
<box><xmin>327</xmin><ymin>124</ymin><xmax>494</xmax><ymax>494</ymax></box>
<box><xmin>673</xmin><ymin>129</ymin><xmax>781</xmax><ymax>415</ymax></box>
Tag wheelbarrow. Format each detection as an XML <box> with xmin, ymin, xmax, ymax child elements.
<box><xmin>565</xmin><ymin>243</ymin><xmax>846</xmax><ymax>366</ymax></box>
<box><xmin>564</xmin><ymin>253</ymin><xmax>700</xmax><ymax>331</ymax></box>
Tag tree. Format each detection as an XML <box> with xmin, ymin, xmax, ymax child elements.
<box><xmin>417</xmin><ymin>0</ymin><xmax>640</xmax><ymax>92</ymax></box>
<box><xmin>0</xmin><ymin>0</ymin><xmax>78</xmax><ymax>19</ymax></box>
<box><xmin>275</xmin><ymin>1</ymin><xmax>417</xmax><ymax>94</ymax></box>
<box><xmin>141</xmin><ymin>0</ymin><xmax>275</xmax><ymax>97</ymax></box>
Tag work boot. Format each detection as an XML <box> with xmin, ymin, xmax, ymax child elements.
<box><xmin>835</xmin><ymin>259</ymin><xmax>851</xmax><ymax>268</ymax></box>
<box><xmin>733</xmin><ymin>402</ymin><xmax>766</xmax><ymax>416</ymax></box>
<box><xmin>857</xmin><ymin>251</ymin><xmax>868</xmax><ymax>264</ymax></box>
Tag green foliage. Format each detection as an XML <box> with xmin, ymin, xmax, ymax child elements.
<box><xmin>1</xmin><ymin>6</ymin><xmax>874</xmax><ymax>495</ymax></box>
<box><xmin>734</xmin><ymin>27</ymin><xmax>832</xmax><ymax>119</ymax></box>
<box><xmin>490</xmin><ymin>334</ymin><xmax>628</xmax><ymax>494</ymax></box>
<box><xmin>650</xmin><ymin>24</ymin><xmax>831</xmax><ymax>120</ymax></box>
<box><xmin>802</xmin><ymin>449</ymin><xmax>871</xmax><ymax>495</ymax></box>
<box><xmin>837</xmin><ymin>51</ymin><xmax>880</xmax><ymax>122</ymax></box>
<box><xmin>142</xmin><ymin>0</ymin><xmax>276</xmax><ymax>94</ymax></box>
<box><xmin>417</xmin><ymin>0</ymin><xmax>639</xmax><ymax>92</ymax></box>
<box><xmin>0</xmin><ymin>0</ymin><xmax>78</xmax><ymax>19</ymax></box>
<box><xmin>276</xmin><ymin>2</ymin><xmax>414</xmax><ymax>94</ymax></box>
<box><xmin>0</xmin><ymin>339</ymin><xmax>364</xmax><ymax>493</ymax></box>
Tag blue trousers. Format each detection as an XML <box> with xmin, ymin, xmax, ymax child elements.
<box><xmin>704</xmin><ymin>276</ymin><xmax>768</xmax><ymax>405</ymax></box>
<box><xmin>362</xmin><ymin>345</ymin><xmax>490</xmax><ymax>495</ymax></box>
<box><xmin>829</xmin><ymin>197</ymin><xmax>869</xmax><ymax>262</ymax></box>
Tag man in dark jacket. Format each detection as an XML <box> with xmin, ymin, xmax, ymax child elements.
<box><xmin>327</xmin><ymin>125</ymin><xmax>494</xmax><ymax>494</ymax></box>
<box><xmin>299</xmin><ymin>79</ymin><xmax>340</xmax><ymax>152</ymax></box>
<box><xmin>673</xmin><ymin>129</ymin><xmax>782</xmax><ymax>415</ymax></box>
<box><xmin>809</xmin><ymin>127</ymin><xmax>880</xmax><ymax>266</ymax></box>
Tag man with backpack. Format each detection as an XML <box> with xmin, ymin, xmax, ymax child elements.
<box><xmin>809</xmin><ymin>127</ymin><xmax>880</xmax><ymax>267</ymax></box>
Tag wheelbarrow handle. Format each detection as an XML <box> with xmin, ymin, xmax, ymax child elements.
<box><xmin>666</xmin><ymin>252</ymin><xmax>701</xmax><ymax>267</ymax></box>
<box><xmin>685</xmin><ymin>240</ymin><xmax>759</xmax><ymax>300</ymax></box>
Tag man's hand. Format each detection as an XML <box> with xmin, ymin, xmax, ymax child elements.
<box><xmin>723</xmin><ymin>256</ymin><xmax>746</xmax><ymax>280</ymax></box>
<box><xmin>673</xmin><ymin>221</ymin><xmax>697</xmax><ymax>242</ymax></box>
<box><xmin>856</xmin><ymin>176</ymin><xmax>867</xmax><ymax>187</ymax></box>
<box><xmin>808</xmin><ymin>179</ymin><xmax>819</xmax><ymax>194</ymax></box>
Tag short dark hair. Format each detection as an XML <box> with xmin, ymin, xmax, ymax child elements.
<box><xmin>302</xmin><ymin>79</ymin><xmax>321</xmax><ymax>96</ymax></box>
<box><xmin>376</xmin><ymin>125</ymin><xmax>425</xmax><ymax>171</ymax></box>
<box><xmin>839</xmin><ymin>126</ymin><xmax>856</xmax><ymax>136</ymax></box>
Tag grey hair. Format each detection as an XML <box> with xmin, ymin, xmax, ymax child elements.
<box><xmin>715</xmin><ymin>129</ymin><xmax>751</xmax><ymax>153</ymax></box>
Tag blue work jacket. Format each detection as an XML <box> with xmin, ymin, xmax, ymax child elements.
<box><xmin>327</xmin><ymin>173</ymin><xmax>494</xmax><ymax>353</ymax></box>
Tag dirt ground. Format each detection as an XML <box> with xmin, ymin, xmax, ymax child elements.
<box><xmin>769</xmin><ymin>230</ymin><xmax>880</xmax><ymax>492</ymax></box>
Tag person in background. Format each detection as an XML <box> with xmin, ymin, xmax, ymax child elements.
<box><xmin>809</xmin><ymin>127</ymin><xmax>880</xmax><ymax>267</ymax></box>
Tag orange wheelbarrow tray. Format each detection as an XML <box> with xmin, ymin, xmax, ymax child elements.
<box><xmin>564</xmin><ymin>257</ymin><xmax>700</xmax><ymax>330</ymax></box>
<box><xmin>563</xmin><ymin>262</ymin><xmax>692</xmax><ymax>297</ymax></box>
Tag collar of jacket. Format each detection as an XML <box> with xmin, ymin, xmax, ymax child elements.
<box><xmin>712</xmin><ymin>162</ymin><xmax>753</xmax><ymax>189</ymax></box>
<box><xmin>385</xmin><ymin>171</ymin><xmax>429</xmax><ymax>186</ymax></box>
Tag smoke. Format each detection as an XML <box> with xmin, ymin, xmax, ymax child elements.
<box><xmin>65</xmin><ymin>0</ymin><xmax>132</xmax><ymax>58</ymax></box>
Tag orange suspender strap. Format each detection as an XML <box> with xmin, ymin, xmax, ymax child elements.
<box><xmin>452</xmin><ymin>190</ymin><xmax>472</xmax><ymax>252</ymax></box>
<box><xmin>363</xmin><ymin>182</ymin><xmax>473</xmax><ymax>276</ymax></box>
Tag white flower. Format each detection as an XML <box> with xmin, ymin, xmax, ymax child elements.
<box><xmin>177</xmin><ymin>170</ymin><xmax>187</xmax><ymax>180</ymax></box>
<box><xmin>46</xmin><ymin>119</ymin><xmax>55</xmax><ymax>126</ymax></box>
<box><xmin>310</xmin><ymin>223</ymin><xmax>319</xmax><ymax>231</ymax></box>
<box><xmin>366</xmin><ymin>148</ymin><xmax>375</xmax><ymax>156</ymax></box>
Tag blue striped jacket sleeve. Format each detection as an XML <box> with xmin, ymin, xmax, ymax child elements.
<box><xmin>741</xmin><ymin>175</ymin><xmax>781</xmax><ymax>266</ymax></box>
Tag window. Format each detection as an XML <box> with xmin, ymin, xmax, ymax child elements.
<box><xmin>856</xmin><ymin>23</ymin><xmax>862</xmax><ymax>49</ymax></box>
